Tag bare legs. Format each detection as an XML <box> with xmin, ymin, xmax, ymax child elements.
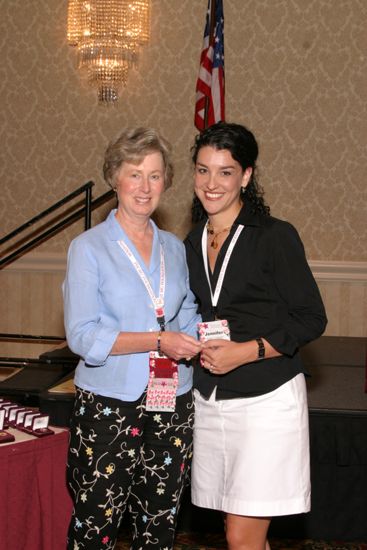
<box><xmin>225</xmin><ymin>514</ymin><xmax>271</xmax><ymax>550</ymax></box>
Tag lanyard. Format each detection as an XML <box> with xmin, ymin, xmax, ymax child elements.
<box><xmin>117</xmin><ymin>240</ymin><xmax>166</xmax><ymax>329</ymax></box>
<box><xmin>201</xmin><ymin>223</ymin><xmax>244</xmax><ymax>308</ymax></box>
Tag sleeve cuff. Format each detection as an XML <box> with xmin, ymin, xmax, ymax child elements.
<box><xmin>84</xmin><ymin>327</ymin><xmax>119</xmax><ymax>366</ymax></box>
<box><xmin>263</xmin><ymin>328</ymin><xmax>299</xmax><ymax>357</ymax></box>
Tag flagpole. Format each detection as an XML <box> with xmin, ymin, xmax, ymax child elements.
<box><xmin>204</xmin><ymin>0</ymin><xmax>216</xmax><ymax>129</ymax></box>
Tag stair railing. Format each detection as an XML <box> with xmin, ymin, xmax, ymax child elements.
<box><xmin>0</xmin><ymin>182</ymin><xmax>115</xmax><ymax>359</ymax></box>
<box><xmin>0</xmin><ymin>181</ymin><xmax>96</xmax><ymax>268</ymax></box>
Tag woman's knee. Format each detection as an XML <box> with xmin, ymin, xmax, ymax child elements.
<box><xmin>225</xmin><ymin>515</ymin><xmax>271</xmax><ymax>550</ymax></box>
<box><xmin>226</xmin><ymin>525</ymin><xmax>243</xmax><ymax>549</ymax></box>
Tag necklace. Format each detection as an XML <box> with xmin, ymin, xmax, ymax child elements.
<box><xmin>207</xmin><ymin>221</ymin><xmax>231</xmax><ymax>249</ymax></box>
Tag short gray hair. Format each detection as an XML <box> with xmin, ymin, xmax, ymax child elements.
<box><xmin>103</xmin><ymin>127</ymin><xmax>174</xmax><ymax>190</ymax></box>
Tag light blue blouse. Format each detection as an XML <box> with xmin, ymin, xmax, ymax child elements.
<box><xmin>63</xmin><ymin>210</ymin><xmax>201</xmax><ymax>401</ymax></box>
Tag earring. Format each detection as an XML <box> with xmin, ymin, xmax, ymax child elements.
<box><xmin>241</xmin><ymin>186</ymin><xmax>247</xmax><ymax>193</ymax></box>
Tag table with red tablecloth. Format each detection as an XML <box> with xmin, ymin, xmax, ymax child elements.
<box><xmin>0</xmin><ymin>427</ymin><xmax>73</xmax><ymax>550</ymax></box>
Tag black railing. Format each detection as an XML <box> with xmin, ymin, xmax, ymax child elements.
<box><xmin>0</xmin><ymin>333</ymin><xmax>65</xmax><ymax>342</ymax></box>
<box><xmin>0</xmin><ymin>181</ymin><xmax>95</xmax><ymax>268</ymax></box>
<box><xmin>0</xmin><ymin>334</ymin><xmax>76</xmax><ymax>367</ymax></box>
<box><xmin>0</xmin><ymin>182</ymin><xmax>116</xmax><ymax>352</ymax></box>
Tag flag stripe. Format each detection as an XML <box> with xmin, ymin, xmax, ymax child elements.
<box><xmin>194</xmin><ymin>0</ymin><xmax>225</xmax><ymax>131</ymax></box>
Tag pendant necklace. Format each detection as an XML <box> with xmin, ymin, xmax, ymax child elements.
<box><xmin>207</xmin><ymin>221</ymin><xmax>231</xmax><ymax>249</ymax></box>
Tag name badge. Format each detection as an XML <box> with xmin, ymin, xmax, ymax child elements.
<box><xmin>198</xmin><ymin>319</ymin><xmax>231</xmax><ymax>342</ymax></box>
<box><xmin>146</xmin><ymin>352</ymin><xmax>178</xmax><ymax>412</ymax></box>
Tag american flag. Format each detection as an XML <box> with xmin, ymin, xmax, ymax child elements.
<box><xmin>194</xmin><ymin>0</ymin><xmax>225</xmax><ymax>131</ymax></box>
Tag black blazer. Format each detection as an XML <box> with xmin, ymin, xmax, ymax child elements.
<box><xmin>184</xmin><ymin>203</ymin><xmax>327</xmax><ymax>399</ymax></box>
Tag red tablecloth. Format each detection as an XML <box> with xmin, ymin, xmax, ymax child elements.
<box><xmin>0</xmin><ymin>427</ymin><xmax>73</xmax><ymax>550</ymax></box>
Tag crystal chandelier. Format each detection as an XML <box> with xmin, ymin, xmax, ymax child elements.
<box><xmin>67</xmin><ymin>0</ymin><xmax>151</xmax><ymax>103</ymax></box>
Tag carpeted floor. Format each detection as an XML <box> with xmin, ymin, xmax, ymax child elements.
<box><xmin>115</xmin><ymin>531</ymin><xmax>367</xmax><ymax>549</ymax></box>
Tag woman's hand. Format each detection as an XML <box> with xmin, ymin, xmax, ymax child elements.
<box><xmin>200</xmin><ymin>339</ymin><xmax>258</xmax><ymax>375</ymax></box>
<box><xmin>160</xmin><ymin>332</ymin><xmax>202</xmax><ymax>362</ymax></box>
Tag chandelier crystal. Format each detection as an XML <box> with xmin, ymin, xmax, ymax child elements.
<box><xmin>67</xmin><ymin>0</ymin><xmax>151</xmax><ymax>103</ymax></box>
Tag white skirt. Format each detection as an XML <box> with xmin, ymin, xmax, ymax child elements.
<box><xmin>191</xmin><ymin>374</ymin><xmax>310</xmax><ymax>517</ymax></box>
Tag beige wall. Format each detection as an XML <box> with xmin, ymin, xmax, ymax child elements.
<box><xmin>1</xmin><ymin>1</ymin><xmax>366</xmax><ymax>356</ymax></box>
<box><xmin>1</xmin><ymin>255</ymin><xmax>366</xmax><ymax>359</ymax></box>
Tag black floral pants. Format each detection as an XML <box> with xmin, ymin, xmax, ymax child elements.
<box><xmin>66</xmin><ymin>387</ymin><xmax>194</xmax><ymax>550</ymax></box>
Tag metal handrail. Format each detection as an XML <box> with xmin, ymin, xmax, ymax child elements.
<box><xmin>0</xmin><ymin>334</ymin><xmax>78</xmax><ymax>368</ymax></box>
<box><xmin>0</xmin><ymin>185</ymin><xmax>116</xmax><ymax>269</ymax></box>
<box><xmin>0</xmin><ymin>181</ymin><xmax>94</xmax><ymax>246</ymax></box>
<box><xmin>0</xmin><ymin>181</ymin><xmax>95</xmax><ymax>268</ymax></box>
<box><xmin>0</xmin><ymin>183</ymin><xmax>116</xmax><ymax>347</ymax></box>
<box><xmin>0</xmin><ymin>333</ymin><xmax>66</xmax><ymax>342</ymax></box>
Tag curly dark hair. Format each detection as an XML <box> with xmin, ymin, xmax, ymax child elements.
<box><xmin>191</xmin><ymin>122</ymin><xmax>270</xmax><ymax>222</ymax></box>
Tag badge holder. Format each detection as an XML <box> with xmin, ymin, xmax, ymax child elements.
<box><xmin>146</xmin><ymin>352</ymin><xmax>178</xmax><ymax>412</ymax></box>
<box><xmin>198</xmin><ymin>319</ymin><xmax>231</xmax><ymax>342</ymax></box>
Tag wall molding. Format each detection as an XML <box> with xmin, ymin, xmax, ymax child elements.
<box><xmin>3</xmin><ymin>253</ymin><xmax>67</xmax><ymax>273</ymax></box>
<box><xmin>3</xmin><ymin>252</ymin><xmax>367</xmax><ymax>283</ymax></box>
<box><xmin>309</xmin><ymin>260</ymin><xmax>367</xmax><ymax>282</ymax></box>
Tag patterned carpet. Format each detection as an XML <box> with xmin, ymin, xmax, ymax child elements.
<box><xmin>115</xmin><ymin>531</ymin><xmax>367</xmax><ymax>549</ymax></box>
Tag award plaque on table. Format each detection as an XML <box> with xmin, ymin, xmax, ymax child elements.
<box><xmin>7</xmin><ymin>406</ymin><xmax>28</xmax><ymax>427</ymax></box>
<box><xmin>30</xmin><ymin>414</ymin><xmax>54</xmax><ymax>437</ymax></box>
<box><xmin>0</xmin><ymin>401</ymin><xmax>14</xmax><ymax>413</ymax></box>
<box><xmin>1</xmin><ymin>403</ymin><xmax>20</xmax><ymax>428</ymax></box>
<box><xmin>14</xmin><ymin>408</ymin><xmax>36</xmax><ymax>429</ymax></box>
<box><xmin>21</xmin><ymin>411</ymin><xmax>43</xmax><ymax>434</ymax></box>
<box><xmin>0</xmin><ymin>401</ymin><xmax>13</xmax><ymax>426</ymax></box>
<box><xmin>0</xmin><ymin>410</ymin><xmax>15</xmax><ymax>443</ymax></box>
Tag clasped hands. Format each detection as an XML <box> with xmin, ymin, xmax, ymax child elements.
<box><xmin>160</xmin><ymin>333</ymin><xmax>245</xmax><ymax>375</ymax></box>
<box><xmin>200</xmin><ymin>339</ymin><xmax>245</xmax><ymax>375</ymax></box>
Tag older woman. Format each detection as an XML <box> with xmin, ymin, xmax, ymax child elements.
<box><xmin>185</xmin><ymin>122</ymin><xmax>327</xmax><ymax>550</ymax></box>
<box><xmin>63</xmin><ymin>127</ymin><xmax>201</xmax><ymax>550</ymax></box>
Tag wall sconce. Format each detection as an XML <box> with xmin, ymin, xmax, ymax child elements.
<box><xmin>67</xmin><ymin>0</ymin><xmax>151</xmax><ymax>103</ymax></box>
